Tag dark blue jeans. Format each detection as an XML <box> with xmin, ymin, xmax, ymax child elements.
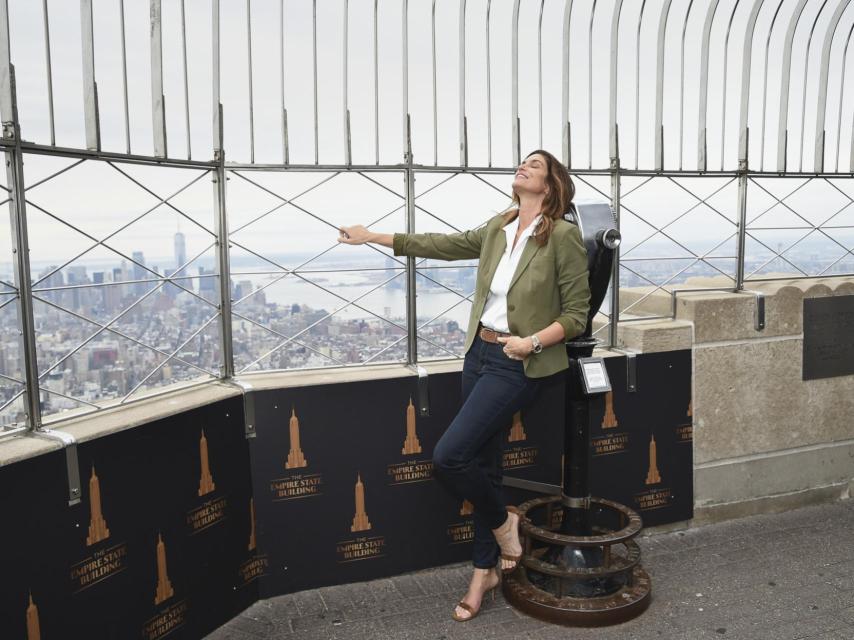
<box><xmin>432</xmin><ymin>335</ymin><xmax>541</xmax><ymax>569</ymax></box>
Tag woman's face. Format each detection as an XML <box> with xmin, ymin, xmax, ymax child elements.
<box><xmin>512</xmin><ymin>153</ymin><xmax>549</xmax><ymax>197</ymax></box>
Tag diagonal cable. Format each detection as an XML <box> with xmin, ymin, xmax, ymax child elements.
<box><xmin>236</xmin><ymin>269</ymin><xmax>432</xmax><ymax>371</ymax></box>
<box><xmin>121</xmin><ymin>313</ymin><xmax>220</xmax><ymax>402</ymax></box>
<box><xmin>26</xmin><ymin>198</ymin><xmax>219</xmax><ymax>307</ymax></box>
<box><xmin>229</xmin><ymin>172</ymin><xmax>341</xmax><ymax>236</ymax></box>
<box><xmin>28</xmin><ymin>170</ymin><xmax>211</xmax><ymax>288</ymax></box>
<box><xmin>362</xmin><ymin>293</ymin><xmax>474</xmax><ymax>363</ymax></box>
<box><xmin>107</xmin><ymin>162</ymin><xmax>216</xmax><ymax>237</ymax></box>
<box><xmin>34</xmin><ymin>240</ymin><xmax>219</xmax><ymax>382</ymax></box>
<box><xmin>32</xmin><ymin>293</ymin><xmax>218</xmax><ymax>378</ymax></box>
<box><xmin>232</xmin><ymin>310</ymin><xmax>349</xmax><ymax>370</ymax></box>
<box><xmin>746</xmin><ymin>178</ymin><xmax>854</xmax><ymax>276</ymax></box>
<box><xmin>621</xmin><ymin>177</ymin><xmax>738</xmax><ymax>259</ymax></box>
<box><xmin>23</xmin><ymin>158</ymin><xmax>87</xmax><ymax>192</ymax></box>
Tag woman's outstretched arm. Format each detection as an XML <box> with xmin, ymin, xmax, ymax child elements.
<box><xmin>337</xmin><ymin>225</ymin><xmax>393</xmax><ymax>248</ymax></box>
<box><xmin>338</xmin><ymin>219</ymin><xmax>494</xmax><ymax>261</ymax></box>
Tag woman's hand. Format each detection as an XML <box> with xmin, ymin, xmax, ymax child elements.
<box><xmin>496</xmin><ymin>335</ymin><xmax>533</xmax><ymax>360</ymax></box>
<box><xmin>338</xmin><ymin>225</ymin><xmax>373</xmax><ymax>245</ymax></box>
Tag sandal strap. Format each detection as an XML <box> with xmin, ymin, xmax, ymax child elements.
<box><xmin>500</xmin><ymin>553</ymin><xmax>521</xmax><ymax>561</ymax></box>
<box><xmin>456</xmin><ymin>601</ymin><xmax>475</xmax><ymax>614</ymax></box>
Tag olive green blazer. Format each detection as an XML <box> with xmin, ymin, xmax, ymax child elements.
<box><xmin>393</xmin><ymin>214</ymin><xmax>590</xmax><ymax>378</ymax></box>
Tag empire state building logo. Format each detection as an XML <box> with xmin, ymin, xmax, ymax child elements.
<box><xmin>248</xmin><ymin>499</ymin><xmax>257</xmax><ymax>552</ymax></box>
<box><xmin>401</xmin><ymin>398</ymin><xmax>422</xmax><ymax>455</ymax></box>
<box><xmin>350</xmin><ymin>473</ymin><xmax>372</xmax><ymax>532</ymax></box>
<box><xmin>86</xmin><ymin>466</ymin><xmax>110</xmax><ymax>546</ymax></box>
<box><xmin>153</xmin><ymin>533</ymin><xmax>174</xmax><ymax>605</ymax></box>
<box><xmin>198</xmin><ymin>430</ymin><xmax>216</xmax><ymax>496</ymax></box>
<box><xmin>508</xmin><ymin>412</ymin><xmax>526</xmax><ymax>442</ymax></box>
<box><xmin>286</xmin><ymin>407</ymin><xmax>308</xmax><ymax>469</ymax></box>
<box><xmin>602</xmin><ymin>391</ymin><xmax>618</xmax><ymax>429</ymax></box>
<box><xmin>26</xmin><ymin>592</ymin><xmax>40</xmax><ymax>640</ymax></box>
<box><xmin>645</xmin><ymin>435</ymin><xmax>662</xmax><ymax>485</ymax></box>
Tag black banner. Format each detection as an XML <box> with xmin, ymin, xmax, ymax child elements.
<box><xmin>0</xmin><ymin>349</ymin><xmax>692</xmax><ymax>636</ymax></box>
<box><xmin>0</xmin><ymin>397</ymin><xmax>255</xmax><ymax>640</ymax></box>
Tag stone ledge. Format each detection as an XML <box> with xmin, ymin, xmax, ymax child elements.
<box><xmin>691</xmin><ymin>484</ymin><xmax>851</xmax><ymax>526</ymax></box>
<box><xmin>694</xmin><ymin>438</ymin><xmax>854</xmax><ymax>507</ymax></box>
<box><xmin>613</xmin><ymin>318</ymin><xmax>693</xmax><ymax>352</ymax></box>
<box><xmin>618</xmin><ymin>275</ymin><xmax>854</xmax><ymax>344</ymax></box>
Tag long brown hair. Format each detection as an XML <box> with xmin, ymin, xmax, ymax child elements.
<box><xmin>501</xmin><ymin>149</ymin><xmax>575</xmax><ymax>247</ymax></box>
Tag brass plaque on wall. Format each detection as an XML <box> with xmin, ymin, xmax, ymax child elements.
<box><xmin>803</xmin><ymin>295</ymin><xmax>854</xmax><ymax>381</ymax></box>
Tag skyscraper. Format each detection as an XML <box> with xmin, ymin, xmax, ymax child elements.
<box><xmin>174</xmin><ymin>232</ymin><xmax>186</xmax><ymax>274</ymax></box>
<box><xmin>169</xmin><ymin>232</ymin><xmax>187</xmax><ymax>298</ymax></box>
<box><xmin>132</xmin><ymin>251</ymin><xmax>147</xmax><ymax>296</ymax></box>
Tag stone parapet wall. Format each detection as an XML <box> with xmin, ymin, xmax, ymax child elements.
<box><xmin>614</xmin><ymin>275</ymin><xmax>854</xmax><ymax>524</ymax></box>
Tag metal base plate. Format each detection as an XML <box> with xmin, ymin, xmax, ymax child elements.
<box><xmin>502</xmin><ymin>565</ymin><xmax>652</xmax><ymax>627</ymax></box>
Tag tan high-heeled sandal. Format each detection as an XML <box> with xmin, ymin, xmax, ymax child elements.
<box><xmin>451</xmin><ymin>568</ymin><xmax>501</xmax><ymax>622</ymax></box>
<box><xmin>494</xmin><ymin>506</ymin><xmax>523</xmax><ymax>573</ymax></box>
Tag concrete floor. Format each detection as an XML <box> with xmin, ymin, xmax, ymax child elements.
<box><xmin>207</xmin><ymin>499</ymin><xmax>854</xmax><ymax>640</ymax></box>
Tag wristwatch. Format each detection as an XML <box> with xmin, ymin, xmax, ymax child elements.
<box><xmin>529</xmin><ymin>334</ymin><xmax>543</xmax><ymax>354</ymax></box>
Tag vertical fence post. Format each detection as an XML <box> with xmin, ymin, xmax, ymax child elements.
<box><xmin>212</xmin><ymin>2</ymin><xmax>234</xmax><ymax>378</ymax></box>
<box><xmin>735</xmin><ymin>131</ymin><xmax>749</xmax><ymax>291</ymax></box>
<box><xmin>213</xmin><ymin>119</ymin><xmax>233</xmax><ymax>378</ymax></box>
<box><xmin>404</xmin><ymin>116</ymin><xmax>417</xmax><ymax>365</ymax></box>
<box><xmin>608</xmin><ymin>147</ymin><xmax>621</xmax><ymax>349</ymax></box>
<box><xmin>0</xmin><ymin>0</ymin><xmax>42</xmax><ymax>428</ymax></box>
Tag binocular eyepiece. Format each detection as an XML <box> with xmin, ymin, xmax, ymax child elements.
<box><xmin>563</xmin><ymin>201</ymin><xmax>621</xmax><ymax>339</ymax></box>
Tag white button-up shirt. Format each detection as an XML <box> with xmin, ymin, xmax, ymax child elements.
<box><xmin>480</xmin><ymin>214</ymin><xmax>542</xmax><ymax>334</ymax></box>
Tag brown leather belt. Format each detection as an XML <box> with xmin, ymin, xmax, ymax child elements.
<box><xmin>478</xmin><ymin>323</ymin><xmax>512</xmax><ymax>344</ymax></box>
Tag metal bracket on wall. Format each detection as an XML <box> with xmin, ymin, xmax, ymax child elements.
<box><xmin>607</xmin><ymin>347</ymin><xmax>639</xmax><ymax>392</ymax></box>
<box><xmin>407</xmin><ymin>365</ymin><xmax>430</xmax><ymax>417</ymax></box>
<box><xmin>739</xmin><ymin>290</ymin><xmax>766</xmax><ymax>331</ymax></box>
<box><xmin>228</xmin><ymin>379</ymin><xmax>256</xmax><ymax>439</ymax></box>
<box><xmin>626</xmin><ymin>352</ymin><xmax>637</xmax><ymax>393</ymax></box>
<box><xmin>31</xmin><ymin>428</ymin><xmax>81</xmax><ymax>506</ymax></box>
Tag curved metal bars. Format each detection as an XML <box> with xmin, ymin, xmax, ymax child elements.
<box><xmin>654</xmin><ymin>0</ymin><xmax>672</xmax><ymax>170</ymax></box>
<box><xmin>737</xmin><ymin>0</ymin><xmax>767</xmax><ymax>163</ymax></box>
<box><xmin>814</xmin><ymin>0</ymin><xmax>854</xmax><ymax>172</ymax></box>
<box><xmin>0</xmin><ymin>0</ymin><xmax>851</xmax><ymax>428</ymax></box>
<box><xmin>698</xmin><ymin>0</ymin><xmax>722</xmax><ymax>171</ymax></box>
<box><xmin>777</xmin><ymin>0</ymin><xmax>811</xmax><ymax>172</ymax></box>
<box><xmin>561</xmin><ymin>0</ymin><xmax>573</xmax><ymax>166</ymax></box>
<box><xmin>759</xmin><ymin>1</ymin><xmax>787</xmax><ymax>170</ymax></box>
<box><xmin>799</xmin><ymin>1</ymin><xmax>832</xmax><ymax>172</ymax></box>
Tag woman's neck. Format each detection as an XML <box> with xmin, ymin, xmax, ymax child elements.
<box><xmin>516</xmin><ymin>194</ymin><xmax>544</xmax><ymax>228</ymax></box>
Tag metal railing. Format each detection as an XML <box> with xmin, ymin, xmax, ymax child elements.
<box><xmin>0</xmin><ymin>0</ymin><xmax>852</xmax><ymax>432</ymax></box>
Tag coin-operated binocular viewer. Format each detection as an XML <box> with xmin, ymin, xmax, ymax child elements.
<box><xmin>503</xmin><ymin>201</ymin><xmax>652</xmax><ymax>625</ymax></box>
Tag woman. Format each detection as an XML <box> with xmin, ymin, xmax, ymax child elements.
<box><xmin>338</xmin><ymin>150</ymin><xmax>590</xmax><ymax>621</ymax></box>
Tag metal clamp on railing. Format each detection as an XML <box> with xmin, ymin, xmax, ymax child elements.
<box><xmin>407</xmin><ymin>365</ymin><xmax>430</xmax><ymax>417</ymax></box>
<box><xmin>741</xmin><ymin>290</ymin><xmax>766</xmax><ymax>331</ymax></box>
<box><xmin>227</xmin><ymin>379</ymin><xmax>256</xmax><ymax>439</ymax></box>
<box><xmin>30</xmin><ymin>428</ymin><xmax>82</xmax><ymax>506</ymax></box>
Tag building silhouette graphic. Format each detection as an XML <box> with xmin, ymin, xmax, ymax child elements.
<box><xmin>508</xmin><ymin>411</ymin><xmax>526</xmax><ymax>442</ymax></box>
<box><xmin>154</xmin><ymin>533</ymin><xmax>174</xmax><ymax>605</ymax></box>
<box><xmin>86</xmin><ymin>466</ymin><xmax>110</xmax><ymax>546</ymax></box>
<box><xmin>26</xmin><ymin>592</ymin><xmax>40</xmax><ymax>640</ymax></box>
<box><xmin>286</xmin><ymin>407</ymin><xmax>308</xmax><ymax>469</ymax></box>
<box><xmin>602</xmin><ymin>391</ymin><xmax>618</xmax><ymax>429</ymax></box>
<box><xmin>401</xmin><ymin>398</ymin><xmax>422</xmax><ymax>455</ymax></box>
<box><xmin>645</xmin><ymin>435</ymin><xmax>662</xmax><ymax>485</ymax></box>
<box><xmin>350</xmin><ymin>473</ymin><xmax>371</xmax><ymax>532</ymax></box>
<box><xmin>198</xmin><ymin>430</ymin><xmax>216</xmax><ymax>496</ymax></box>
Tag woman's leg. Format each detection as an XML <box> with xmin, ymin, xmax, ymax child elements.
<box><xmin>470</xmin><ymin>429</ymin><xmax>503</xmax><ymax>568</ymax></box>
<box><xmin>433</xmin><ymin>346</ymin><xmax>540</xmax><ymax>532</ymax></box>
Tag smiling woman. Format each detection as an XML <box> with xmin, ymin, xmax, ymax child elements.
<box><xmin>337</xmin><ymin>148</ymin><xmax>590</xmax><ymax>622</ymax></box>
